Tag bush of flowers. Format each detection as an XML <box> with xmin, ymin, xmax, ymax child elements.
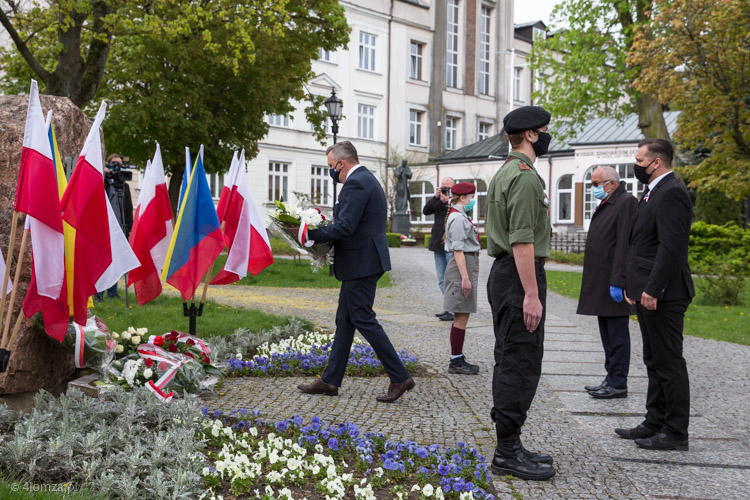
<box><xmin>224</xmin><ymin>330</ymin><xmax>418</xmax><ymax>378</ymax></box>
<box><xmin>200</xmin><ymin>409</ymin><xmax>496</xmax><ymax>499</ymax></box>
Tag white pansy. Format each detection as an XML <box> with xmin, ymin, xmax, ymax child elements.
<box><xmin>423</xmin><ymin>484</ymin><xmax>434</xmax><ymax>497</ymax></box>
<box><xmin>411</xmin><ymin>484</ymin><xmax>421</xmax><ymax>492</ymax></box>
<box><xmin>435</xmin><ymin>487</ymin><xmax>445</xmax><ymax>500</ymax></box>
<box><xmin>235</xmin><ymin>353</ymin><xmax>242</xmax><ymax>360</ymax></box>
<box><xmin>249</xmin><ymin>427</ymin><xmax>258</xmax><ymax>437</ymax></box>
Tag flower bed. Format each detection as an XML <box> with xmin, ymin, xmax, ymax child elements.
<box><xmin>224</xmin><ymin>331</ymin><xmax>419</xmax><ymax>377</ymax></box>
<box><xmin>201</xmin><ymin>410</ymin><xmax>496</xmax><ymax>499</ymax></box>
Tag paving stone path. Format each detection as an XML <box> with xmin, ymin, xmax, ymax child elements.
<box><xmin>201</xmin><ymin>247</ymin><xmax>750</xmax><ymax>499</ymax></box>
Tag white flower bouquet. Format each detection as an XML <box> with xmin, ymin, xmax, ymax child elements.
<box><xmin>269</xmin><ymin>200</ymin><xmax>333</xmax><ymax>272</ymax></box>
<box><xmin>62</xmin><ymin>316</ymin><xmax>117</xmax><ymax>370</ymax></box>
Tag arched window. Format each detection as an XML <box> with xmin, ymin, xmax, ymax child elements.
<box><xmin>583</xmin><ymin>164</ymin><xmax>644</xmax><ymax>222</ymax></box>
<box><xmin>455</xmin><ymin>178</ymin><xmax>488</xmax><ymax>224</ymax></box>
<box><xmin>410</xmin><ymin>181</ymin><xmax>435</xmax><ymax>223</ymax></box>
<box><xmin>557</xmin><ymin>174</ymin><xmax>573</xmax><ymax>223</ymax></box>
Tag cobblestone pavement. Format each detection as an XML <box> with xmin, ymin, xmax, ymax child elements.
<box><xmin>202</xmin><ymin>247</ymin><xmax>750</xmax><ymax>499</ymax></box>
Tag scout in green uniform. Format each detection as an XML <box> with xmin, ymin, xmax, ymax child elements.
<box><xmin>486</xmin><ymin>106</ymin><xmax>555</xmax><ymax>481</ymax></box>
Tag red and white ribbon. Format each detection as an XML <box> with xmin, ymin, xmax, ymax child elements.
<box><xmin>137</xmin><ymin>344</ymin><xmax>182</xmax><ymax>403</ymax></box>
<box><xmin>73</xmin><ymin>323</ymin><xmax>85</xmax><ymax>368</ymax></box>
<box><xmin>297</xmin><ymin>222</ymin><xmax>314</xmax><ymax>248</ymax></box>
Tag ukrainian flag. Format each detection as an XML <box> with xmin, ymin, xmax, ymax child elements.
<box><xmin>161</xmin><ymin>146</ymin><xmax>224</xmax><ymax>300</ymax></box>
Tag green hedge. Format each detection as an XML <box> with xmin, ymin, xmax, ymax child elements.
<box><xmin>689</xmin><ymin>222</ymin><xmax>750</xmax><ymax>275</ymax></box>
<box><xmin>424</xmin><ymin>234</ymin><xmax>487</xmax><ymax>249</ymax></box>
<box><xmin>549</xmin><ymin>250</ymin><xmax>585</xmax><ymax>266</ymax></box>
<box><xmin>386</xmin><ymin>233</ymin><xmax>402</xmax><ymax>247</ymax></box>
<box><xmin>424</xmin><ymin>234</ymin><xmax>431</xmax><ymax>248</ymax></box>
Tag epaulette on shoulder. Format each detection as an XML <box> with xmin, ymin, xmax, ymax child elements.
<box><xmin>519</xmin><ymin>163</ymin><xmax>531</xmax><ymax>171</ymax></box>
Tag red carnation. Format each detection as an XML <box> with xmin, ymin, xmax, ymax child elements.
<box><xmin>145</xmin><ymin>358</ymin><xmax>154</xmax><ymax>367</ymax></box>
<box><xmin>153</xmin><ymin>336</ymin><xmax>164</xmax><ymax>347</ymax></box>
<box><xmin>168</xmin><ymin>343</ymin><xmax>178</xmax><ymax>353</ymax></box>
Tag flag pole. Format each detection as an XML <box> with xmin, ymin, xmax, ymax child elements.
<box><xmin>0</xmin><ymin>211</ymin><xmax>20</xmax><ymax>335</ymax></box>
<box><xmin>2</xmin><ymin>312</ymin><xmax>25</xmax><ymax>372</ymax></box>
<box><xmin>0</xmin><ymin>215</ymin><xmax>27</xmax><ymax>371</ymax></box>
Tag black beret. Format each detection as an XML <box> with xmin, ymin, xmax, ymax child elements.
<box><xmin>451</xmin><ymin>182</ymin><xmax>476</xmax><ymax>195</ymax></box>
<box><xmin>503</xmin><ymin>106</ymin><xmax>551</xmax><ymax>134</ymax></box>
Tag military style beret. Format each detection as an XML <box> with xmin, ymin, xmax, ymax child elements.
<box><xmin>503</xmin><ymin>106</ymin><xmax>551</xmax><ymax>134</ymax></box>
<box><xmin>451</xmin><ymin>182</ymin><xmax>476</xmax><ymax>195</ymax></box>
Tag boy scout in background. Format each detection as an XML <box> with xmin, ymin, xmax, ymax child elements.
<box><xmin>486</xmin><ymin>106</ymin><xmax>556</xmax><ymax>481</ymax></box>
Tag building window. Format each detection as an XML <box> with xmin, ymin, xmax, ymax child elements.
<box><xmin>359</xmin><ymin>32</ymin><xmax>377</xmax><ymax>71</ymax></box>
<box><xmin>357</xmin><ymin>104</ymin><xmax>375</xmax><ymax>140</ymax></box>
<box><xmin>455</xmin><ymin>178</ymin><xmax>488</xmax><ymax>223</ymax></box>
<box><xmin>409</xmin><ymin>110</ymin><xmax>423</xmax><ymax>146</ymax></box>
<box><xmin>268</xmin><ymin>161</ymin><xmax>289</xmax><ymax>202</ymax></box>
<box><xmin>584</xmin><ymin>164</ymin><xmax>643</xmax><ymax>222</ymax></box>
<box><xmin>513</xmin><ymin>67</ymin><xmax>522</xmax><ymax>102</ymax></box>
<box><xmin>445</xmin><ymin>116</ymin><xmax>458</xmax><ymax>151</ymax></box>
<box><xmin>318</xmin><ymin>48</ymin><xmax>333</xmax><ymax>62</ymax></box>
<box><xmin>208</xmin><ymin>173</ymin><xmax>224</xmax><ymax>199</ymax></box>
<box><xmin>478</xmin><ymin>121</ymin><xmax>492</xmax><ymax>141</ymax></box>
<box><xmin>409</xmin><ymin>181</ymin><xmax>435</xmax><ymax>223</ymax></box>
<box><xmin>446</xmin><ymin>0</ymin><xmax>459</xmax><ymax>88</ymax></box>
<box><xmin>479</xmin><ymin>7</ymin><xmax>491</xmax><ymax>95</ymax></box>
<box><xmin>266</xmin><ymin>114</ymin><xmax>290</xmax><ymax>127</ymax></box>
<box><xmin>310</xmin><ymin>165</ymin><xmax>332</xmax><ymax>206</ymax></box>
<box><xmin>410</xmin><ymin>41</ymin><xmax>424</xmax><ymax>80</ymax></box>
<box><xmin>557</xmin><ymin>174</ymin><xmax>573</xmax><ymax>222</ymax></box>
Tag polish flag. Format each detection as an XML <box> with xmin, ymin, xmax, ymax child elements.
<box><xmin>211</xmin><ymin>149</ymin><xmax>273</xmax><ymax>284</ymax></box>
<box><xmin>127</xmin><ymin>144</ymin><xmax>174</xmax><ymax>305</ymax></box>
<box><xmin>215</xmin><ymin>150</ymin><xmax>239</xmax><ymax>224</ymax></box>
<box><xmin>61</xmin><ymin>102</ymin><xmax>140</xmax><ymax>325</ymax></box>
<box><xmin>14</xmin><ymin>80</ymin><xmax>64</xmax><ymax>300</ymax></box>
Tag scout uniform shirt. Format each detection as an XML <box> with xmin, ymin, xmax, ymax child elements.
<box><xmin>444</xmin><ymin>205</ymin><xmax>481</xmax><ymax>253</ymax></box>
<box><xmin>485</xmin><ymin>151</ymin><xmax>551</xmax><ymax>258</ymax></box>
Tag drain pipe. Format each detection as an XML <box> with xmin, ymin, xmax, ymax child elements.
<box><xmin>384</xmin><ymin>0</ymin><xmax>394</xmax><ymax>208</ymax></box>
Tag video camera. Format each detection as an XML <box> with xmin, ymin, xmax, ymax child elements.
<box><xmin>105</xmin><ymin>156</ymin><xmax>134</xmax><ymax>183</ymax></box>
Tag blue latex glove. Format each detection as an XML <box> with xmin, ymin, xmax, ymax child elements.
<box><xmin>609</xmin><ymin>286</ymin><xmax>624</xmax><ymax>303</ymax></box>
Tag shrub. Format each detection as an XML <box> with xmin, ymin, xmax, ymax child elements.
<box><xmin>424</xmin><ymin>234</ymin><xmax>432</xmax><ymax>248</ymax></box>
<box><xmin>386</xmin><ymin>233</ymin><xmax>402</xmax><ymax>247</ymax></box>
<box><xmin>689</xmin><ymin>222</ymin><xmax>750</xmax><ymax>276</ymax></box>
<box><xmin>549</xmin><ymin>251</ymin><xmax>585</xmax><ymax>266</ymax></box>
<box><xmin>694</xmin><ymin>257</ymin><xmax>748</xmax><ymax>306</ymax></box>
<box><xmin>269</xmin><ymin>236</ymin><xmax>297</xmax><ymax>255</ymax></box>
<box><xmin>480</xmin><ymin>235</ymin><xmax>487</xmax><ymax>249</ymax></box>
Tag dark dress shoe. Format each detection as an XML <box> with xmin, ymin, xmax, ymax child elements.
<box><xmin>298</xmin><ymin>378</ymin><xmax>338</xmax><ymax>396</ymax></box>
<box><xmin>615</xmin><ymin>423</ymin><xmax>659</xmax><ymax>440</ymax></box>
<box><xmin>584</xmin><ymin>380</ymin><xmax>607</xmax><ymax>392</ymax></box>
<box><xmin>635</xmin><ymin>432</ymin><xmax>688</xmax><ymax>451</ymax></box>
<box><xmin>589</xmin><ymin>386</ymin><xmax>627</xmax><ymax>399</ymax></box>
<box><xmin>438</xmin><ymin>312</ymin><xmax>454</xmax><ymax>321</ymax></box>
<box><xmin>491</xmin><ymin>434</ymin><xmax>555</xmax><ymax>480</ymax></box>
<box><xmin>376</xmin><ymin>377</ymin><xmax>415</xmax><ymax>403</ymax></box>
<box><xmin>435</xmin><ymin>310</ymin><xmax>448</xmax><ymax>317</ymax></box>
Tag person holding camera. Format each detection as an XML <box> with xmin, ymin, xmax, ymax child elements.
<box><xmin>94</xmin><ymin>153</ymin><xmax>134</xmax><ymax>302</ymax></box>
<box><xmin>422</xmin><ymin>176</ymin><xmax>455</xmax><ymax>321</ymax></box>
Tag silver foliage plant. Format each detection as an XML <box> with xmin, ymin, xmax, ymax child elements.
<box><xmin>207</xmin><ymin>318</ymin><xmax>311</xmax><ymax>364</ymax></box>
<box><xmin>0</xmin><ymin>388</ymin><xmax>207</xmax><ymax>499</ymax></box>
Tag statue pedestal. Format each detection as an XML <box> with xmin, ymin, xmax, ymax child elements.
<box><xmin>392</xmin><ymin>214</ymin><xmax>411</xmax><ymax>235</ymax></box>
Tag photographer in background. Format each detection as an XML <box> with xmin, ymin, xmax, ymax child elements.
<box><xmin>423</xmin><ymin>176</ymin><xmax>455</xmax><ymax>321</ymax></box>
<box><xmin>93</xmin><ymin>153</ymin><xmax>134</xmax><ymax>303</ymax></box>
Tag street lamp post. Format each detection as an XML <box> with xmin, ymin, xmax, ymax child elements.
<box><xmin>324</xmin><ymin>89</ymin><xmax>343</xmax><ymax>203</ymax></box>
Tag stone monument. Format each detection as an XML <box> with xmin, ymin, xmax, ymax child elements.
<box><xmin>392</xmin><ymin>159</ymin><xmax>412</xmax><ymax>235</ymax></box>
<box><xmin>0</xmin><ymin>94</ymin><xmax>93</xmax><ymax>394</ymax></box>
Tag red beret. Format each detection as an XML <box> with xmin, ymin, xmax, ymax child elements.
<box><xmin>451</xmin><ymin>182</ymin><xmax>476</xmax><ymax>195</ymax></box>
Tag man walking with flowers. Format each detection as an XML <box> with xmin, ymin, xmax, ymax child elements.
<box><xmin>298</xmin><ymin>141</ymin><xmax>415</xmax><ymax>402</ymax></box>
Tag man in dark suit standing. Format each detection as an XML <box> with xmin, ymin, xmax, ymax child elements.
<box><xmin>617</xmin><ymin>138</ymin><xmax>694</xmax><ymax>451</ymax></box>
<box><xmin>297</xmin><ymin>141</ymin><xmax>415</xmax><ymax>403</ymax></box>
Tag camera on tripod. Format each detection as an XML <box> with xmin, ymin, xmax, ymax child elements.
<box><xmin>105</xmin><ymin>156</ymin><xmax>134</xmax><ymax>184</ymax></box>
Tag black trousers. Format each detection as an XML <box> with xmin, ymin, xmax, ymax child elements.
<box><xmin>636</xmin><ymin>299</ymin><xmax>691</xmax><ymax>439</ymax></box>
<box><xmin>597</xmin><ymin>315</ymin><xmax>631</xmax><ymax>390</ymax></box>
<box><xmin>487</xmin><ymin>257</ymin><xmax>546</xmax><ymax>437</ymax></box>
<box><xmin>322</xmin><ymin>273</ymin><xmax>410</xmax><ymax>387</ymax></box>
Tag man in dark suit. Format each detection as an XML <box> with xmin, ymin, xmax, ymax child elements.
<box><xmin>297</xmin><ymin>141</ymin><xmax>415</xmax><ymax>403</ymax></box>
<box><xmin>617</xmin><ymin>138</ymin><xmax>694</xmax><ymax>451</ymax></box>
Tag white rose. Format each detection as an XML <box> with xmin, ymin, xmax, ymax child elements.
<box><xmin>127</xmin><ymin>326</ymin><xmax>137</xmax><ymax>334</ymax></box>
<box><xmin>111</xmin><ymin>332</ymin><xmax>119</xmax><ymax>339</ymax></box>
<box><xmin>136</xmin><ymin>327</ymin><xmax>148</xmax><ymax>335</ymax></box>
<box><xmin>121</xmin><ymin>331</ymin><xmax>131</xmax><ymax>341</ymax></box>
<box><xmin>115</xmin><ymin>344</ymin><xmax>124</xmax><ymax>354</ymax></box>
<box><xmin>131</xmin><ymin>335</ymin><xmax>141</xmax><ymax>345</ymax></box>
<box><xmin>143</xmin><ymin>368</ymin><xmax>153</xmax><ymax>379</ymax></box>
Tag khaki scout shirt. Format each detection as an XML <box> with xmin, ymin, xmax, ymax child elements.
<box><xmin>486</xmin><ymin>151</ymin><xmax>551</xmax><ymax>258</ymax></box>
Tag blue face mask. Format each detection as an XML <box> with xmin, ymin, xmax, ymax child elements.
<box><xmin>591</xmin><ymin>185</ymin><xmax>607</xmax><ymax>200</ymax></box>
<box><xmin>464</xmin><ymin>199</ymin><xmax>476</xmax><ymax>212</ymax></box>
<box><xmin>329</xmin><ymin>164</ymin><xmax>340</xmax><ymax>184</ymax></box>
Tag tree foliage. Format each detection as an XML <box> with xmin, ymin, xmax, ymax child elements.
<box><xmin>529</xmin><ymin>0</ymin><xmax>669</xmax><ymax>140</ymax></box>
<box><xmin>629</xmin><ymin>0</ymin><xmax>750</xmax><ymax>200</ymax></box>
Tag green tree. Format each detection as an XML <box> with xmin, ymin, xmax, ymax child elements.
<box><xmin>629</xmin><ymin>0</ymin><xmax>750</xmax><ymax>200</ymax></box>
<box><xmin>529</xmin><ymin>0</ymin><xmax>669</xmax><ymax>140</ymax></box>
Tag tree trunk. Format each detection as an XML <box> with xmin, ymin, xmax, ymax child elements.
<box><xmin>168</xmin><ymin>165</ymin><xmax>185</xmax><ymax>216</ymax></box>
<box><xmin>637</xmin><ymin>93</ymin><xmax>670</xmax><ymax>140</ymax></box>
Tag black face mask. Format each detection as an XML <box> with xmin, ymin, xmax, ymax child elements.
<box><xmin>532</xmin><ymin>131</ymin><xmax>551</xmax><ymax>157</ymax></box>
<box><xmin>633</xmin><ymin>158</ymin><xmax>656</xmax><ymax>185</ymax></box>
<box><xmin>329</xmin><ymin>165</ymin><xmax>340</xmax><ymax>184</ymax></box>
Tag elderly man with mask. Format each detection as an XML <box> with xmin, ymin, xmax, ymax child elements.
<box><xmin>577</xmin><ymin>166</ymin><xmax>637</xmax><ymax>399</ymax></box>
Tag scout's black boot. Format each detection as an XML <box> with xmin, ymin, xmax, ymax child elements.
<box><xmin>491</xmin><ymin>433</ymin><xmax>556</xmax><ymax>480</ymax></box>
<box><xmin>519</xmin><ymin>433</ymin><xmax>553</xmax><ymax>465</ymax></box>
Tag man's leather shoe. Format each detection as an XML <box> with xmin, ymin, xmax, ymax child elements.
<box><xmin>376</xmin><ymin>377</ymin><xmax>415</xmax><ymax>403</ymax></box>
<box><xmin>635</xmin><ymin>432</ymin><xmax>688</xmax><ymax>451</ymax></box>
<box><xmin>435</xmin><ymin>310</ymin><xmax>448</xmax><ymax>317</ymax></box>
<box><xmin>491</xmin><ymin>434</ymin><xmax>555</xmax><ymax>480</ymax></box>
<box><xmin>615</xmin><ymin>423</ymin><xmax>659</xmax><ymax>440</ymax></box>
<box><xmin>589</xmin><ymin>386</ymin><xmax>627</xmax><ymax>399</ymax></box>
<box><xmin>438</xmin><ymin>312</ymin><xmax>454</xmax><ymax>322</ymax></box>
<box><xmin>584</xmin><ymin>380</ymin><xmax>607</xmax><ymax>392</ymax></box>
<box><xmin>298</xmin><ymin>378</ymin><xmax>338</xmax><ymax>396</ymax></box>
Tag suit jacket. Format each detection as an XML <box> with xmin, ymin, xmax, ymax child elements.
<box><xmin>422</xmin><ymin>196</ymin><xmax>450</xmax><ymax>252</ymax></box>
<box><xmin>626</xmin><ymin>172</ymin><xmax>694</xmax><ymax>301</ymax></box>
<box><xmin>308</xmin><ymin>166</ymin><xmax>391</xmax><ymax>281</ymax></box>
<box><xmin>578</xmin><ymin>182</ymin><xmax>637</xmax><ymax>316</ymax></box>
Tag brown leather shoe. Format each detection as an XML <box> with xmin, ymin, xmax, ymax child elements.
<box><xmin>298</xmin><ymin>378</ymin><xmax>338</xmax><ymax>396</ymax></box>
<box><xmin>376</xmin><ymin>377</ymin><xmax>415</xmax><ymax>403</ymax></box>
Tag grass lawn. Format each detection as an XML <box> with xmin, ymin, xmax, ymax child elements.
<box><xmin>207</xmin><ymin>254</ymin><xmax>392</xmax><ymax>288</ymax></box>
<box><xmin>91</xmin><ymin>291</ymin><xmax>312</xmax><ymax>339</ymax></box>
<box><xmin>546</xmin><ymin>270</ymin><xmax>750</xmax><ymax>345</ymax></box>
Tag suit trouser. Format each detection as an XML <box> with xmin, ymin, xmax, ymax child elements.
<box><xmin>636</xmin><ymin>300</ymin><xmax>691</xmax><ymax>439</ymax></box>
<box><xmin>322</xmin><ymin>273</ymin><xmax>410</xmax><ymax>387</ymax></box>
<box><xmin>488</xmin><ymin>257</ymin><xmax>546</xmax><ymax>438</ymax></box>
<box><xmin>597</xmin><ymin>315</ymin><xmax>630</xmax><ymax>390</ymax></box>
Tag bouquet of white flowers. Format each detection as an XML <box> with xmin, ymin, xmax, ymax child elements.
<box><xmin>62</xmin><ymin>316</ymin><xmax>117</xmax><ymax>370</ymax></box>
<box><xmin>269</xmin><ymin>200</ymin><xmax>334</xmax><ymax>272</ymax></box>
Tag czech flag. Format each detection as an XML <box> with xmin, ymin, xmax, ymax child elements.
<box><xmin>127</xmin><ymin>144</ymin><xmax>174</xmax><ymax>305</ymax></box>
<box><xmin>161</xmin><ymin>145</ymin><xmax>224</xmax><ymax>300</ymax></box>
<box><xmin>211</xmin><ymin>149</ymin><xmax>274</xmax><ymax>284</ymax></box>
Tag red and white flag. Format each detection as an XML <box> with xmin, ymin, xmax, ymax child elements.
<box><xmin>211</xmin><ymin>149</ymin><xmax>273</xmax><ymax>284</ymax></box>
<box><xmin>0</xmin><ymin>249</ymin><xmax>11</xmax><ymax>295</ymax></box>
<box><xmin>215</xmin><ymin>150</ymin><xmax>239</xmax><ymax>223</ymax></box>
<box><xmin>127</xmin><ymin>144</ymin><xmax>174</xmax><ymax>305</ymax></box>
<box><xmin>61</xmin><ymin>102</ymin><xmax>140</xmax><ymax>325</ymax></box>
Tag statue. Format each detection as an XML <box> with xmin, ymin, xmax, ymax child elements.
<box><xmin>394</xmin><ymin>159</ymin><xmax>412</xmax><ymax>214</ymax></box>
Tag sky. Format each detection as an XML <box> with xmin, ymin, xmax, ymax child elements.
<box><xmin>514</xmin><ymin>0</ymin><xmax>562</xmax><ymax>26</ymax></box>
